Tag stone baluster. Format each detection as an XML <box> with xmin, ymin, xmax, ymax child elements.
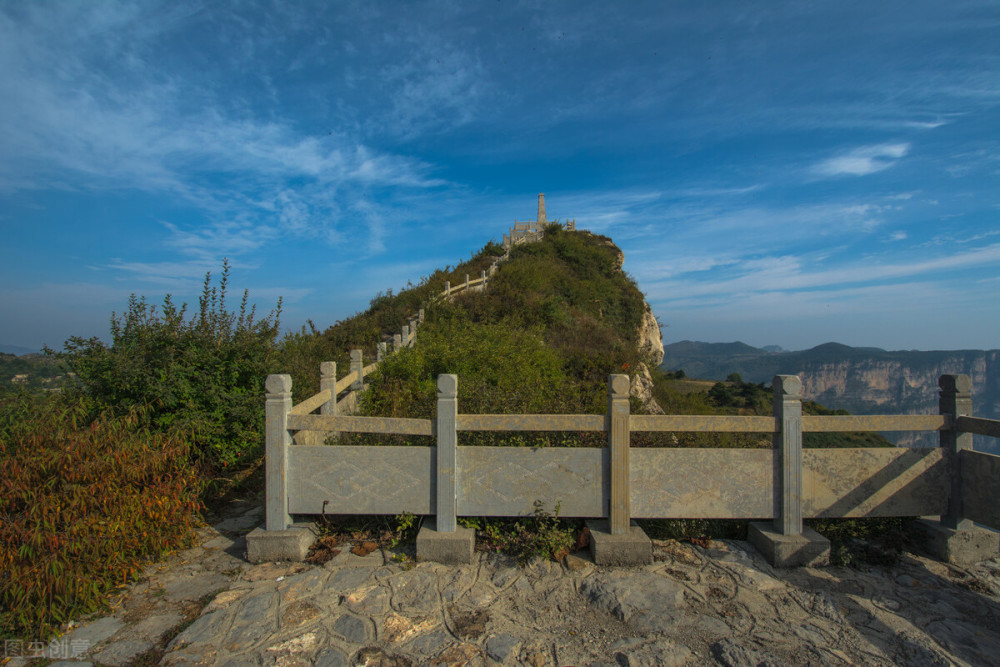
<box><xmin>608</xmin><ymin>374</ymin><xmax>631</xmax><ymax>535</ymax></box>
<box><xmin>587</xmin><ymin>374</ymin><xmax>652</xmax><ymax>565</ymax></box>
<box><xmin>435</xmin><ymin>374</ymin><xmax>458</xmax><ymax>532</ymax></box>
<box><xmin>320</xmin><ymin>361</ymin><xmax>337</xmax><ymax>443</ymax></box>
<box><xmin>265</xmin><ymin>374</ymin><xmax>293</xmax><ymax>531</ymax></box>
<box><xmin>748</xmin><ymin>375</ymin><xmax>830</xmax><ymax>567</ymax></box>
<box><xmin>773</xmin><ymin>375</ymin><xmax>803</xmax><ymax>536</ymax></box>
<box><xmin>350</xmin><ymin>349</ymin><xmax>363</xmax><ymax>391</ymax></box>
<box><xmin>940</xmin><ymin>374</ymin><xmax>973</xmax><ymax>530</ymax></box>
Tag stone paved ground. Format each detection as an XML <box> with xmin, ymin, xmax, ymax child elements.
<box><xmin>9</xmin><ymin>499</ymin><xmax>1000</xmax><ymax>667</ymax></box>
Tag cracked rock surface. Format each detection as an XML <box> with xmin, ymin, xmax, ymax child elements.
<box><xmin>16</xmin><ymin>500</ymin><xmax>1000</xmax><ymax>667</ymax></box>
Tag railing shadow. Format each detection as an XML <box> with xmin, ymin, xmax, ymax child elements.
<box><xmin>806</xmin><ymin>448</ymin><xmax>949</xmax><ymax>520</ymax></box>
<box><xmin>785</xmin><ymin>554</ymin><xmax>1000</xmax><ymax>664</ymax></box>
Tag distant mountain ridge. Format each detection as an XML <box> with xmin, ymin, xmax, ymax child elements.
<box><xmin>0</xmin><ymin>343</ymin><xmax>40</xmax><ymax>356</ymax></box>
<box><xmin>662</xmin><ymin>340</ymin><xmax>1000</xmax><ymax>451</ymax></box>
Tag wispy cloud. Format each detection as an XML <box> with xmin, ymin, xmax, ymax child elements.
<box><xmin>0</xmin><ymin>1</ymin><xmax>445</xmax><ymax>260</ymax></box>
<box><xmin>649</xmin><ymin>243</ymin><xmax>1000</xmax><ymax>302</ymax></box>
<box><xmin>812</xmin><ymin>143</ymin><xmax>911</xmax><ymax>177</ymax></box>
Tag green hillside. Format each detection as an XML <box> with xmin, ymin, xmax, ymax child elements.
<box><xmin>296</xmin><ymin>225</ymin><xmax>889</xmax><ymax>450</ymax></box>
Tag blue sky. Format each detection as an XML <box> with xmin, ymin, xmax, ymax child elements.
<box><xmin>1</xmin><ymin>1</ymin><xmax>998</xmax><ymax>353</ymax></box>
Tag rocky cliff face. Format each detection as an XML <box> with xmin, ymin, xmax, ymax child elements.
<box><xmin>662</xmin><ymin>341</ymin><xmax>1000</xmax><ymax>451</ymax></box>
<box><xmin>799</xmin><ymin>352</ymin><xmax>998</xmax><ymax>414</ymax></box>
<box><xmin>637</xmin><ymin>304</ymin><xmax>664</xmax><ymax>367</ymax></box>
<box><xmin>797</xmin><ymin>351</ymin><xmax>1000</xmax><ymax>448</ymax></box>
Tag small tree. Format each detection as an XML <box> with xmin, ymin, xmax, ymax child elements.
<box><xmin>53</xmin><ymin>260</ymin><xmax>281</xmax><ymax>472</ymax></box>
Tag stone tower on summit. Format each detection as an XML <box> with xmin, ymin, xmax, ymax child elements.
<box><xmin>503</xmin><ymin>193</ymin><xmax>576</xmax><ymax>249</ymax></box>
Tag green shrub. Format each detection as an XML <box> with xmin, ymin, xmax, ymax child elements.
<box><xmin>460</xmin><ymin>501</ymin><xmax>579</xmax><ymax>565</ymax></box>
<box><xmin>51</xmin><ymin>261</ymin><xmax>281</xmax><ymax>472</ymax></box>
<box><xmin>0</xmin><ymin>394</ymin><xmax>201</xmax><ymax>642</ymax></box>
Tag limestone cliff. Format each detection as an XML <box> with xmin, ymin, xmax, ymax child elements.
<box><xmin>662</xmin><ymin>341</ymin><xmax>1000</xmax><ymax>450</ymax></box>
<box><xmin>637</xmin><ymin>304</ymin><xmax>664</xmax><ymax>367</ymax></box>
<box><xmin>796</xmin><ymin>350</ymin><xmax>1000</xmax><ymax>447</ymax></box>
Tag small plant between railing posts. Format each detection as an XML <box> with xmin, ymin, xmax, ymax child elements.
<box><xmin>247</xmin><ymin>372</ymin><xmax>1000</xmax><ymax>567</ymax></box>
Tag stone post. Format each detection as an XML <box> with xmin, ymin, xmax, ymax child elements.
<box><xmin>265</xmin><ymin>374</ymin><xmax>292</xmax><ymax>531</ymax></box>
<box><xmin>401</xmin><ymin>325</ymin><xmax>410</xmax><ymax>347</ymax></box>
<box><xmin>587</xmin><ymin>374</ymin><xmax>652</xmax><ymax>565</ymax></box>
<box><xmin>245</xmin><ymin>373</ymin><xmax>317</xmax><ymax>562</ymax></box>
<box><xmin>464</xmin><ymin>274</ymin><xmax>469</xmax><ymax>291</ymax></box>
<box><xmin>774</xmin><ymin>375</ymin><xmax>803</xmax><ymax>536</ymax></box>
<box><xmin>608</xmin><ymin>374</ymin><xmax>631</xmax><ymax>535</ymax></box>
<box><xmin>435</xmin><ymin>374</ymin><xmax>458</xmax><ymax>532</ymax></box>
<box><xmin>415</xmin><ymin>373</ymin><xmax>474</xmax><ymax>563</ymax></box>
<box><xmin>377</xmin><ymin>342</ymin><xmax>386</xmax><ymax>363</ymax></box>
<box><xmin>393</xmin><ymin>333</ymin><xmax>402</xmax><ymax>352</ymax></box>
<box><xmin>445</xmin><ymin>280</ymin><xmax>451</xmax><ymax>297</ymax></box>
<box><xmin>350</xmin><ymin>349</ymin><xmax>363</xmax><ymax>391</ymax></box>
<box><xmin>418</xmin><ymin>308</ymin><xmax>425</xmax><ymax>323</ymax></box>
<box><xmin>748</xmin><ymin>375</ymin><xmax>829</xmax><ymax>567</ymax></box>
<box><xmin>914</xmin><ymin>374</ymin><xmax>998</xmax><ymax>565</ymax></box>
<box><xmin>537</xmin><ymin>192</ymin><xmax>547</xmax><ymax>224</ymax></box>
<box><xmin>320</xmin><ymin>361</ymin><xmax>338</xmax><ymax>443</ymax></box>
<box><xmin>480</xmin><ymin>270</ymin><xmax>486</xmax><ymax>285</ymax></box>
<box><xmin>940</xmin><ymin>374</ymin><xmax>973</xmax><ymax>530</ymax></box>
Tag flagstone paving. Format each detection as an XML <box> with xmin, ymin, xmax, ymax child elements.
<box><xmin>11</xmin><ymin>499</ymin><xmax>1000</xmax><ymax>666</ymax></box>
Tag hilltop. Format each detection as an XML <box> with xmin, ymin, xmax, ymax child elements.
<box><xmin>286</xmin><ymin>225</ymin><xmax>664</xmax><ymax>427</ymax></box>
<box><xmin>287</xmin><ymin>226</ymin><xmax>890</xmax><ymax>451</ymax></box>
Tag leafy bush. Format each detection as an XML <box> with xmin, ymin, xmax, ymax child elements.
<box><xmin>0</xmin><ymin>394</ymin><xmax>201</xmax><ymax>641</ymax></box>
<box><xmin>460</xmin><ymin>501</ymin><xmax>579</xmax><ymax>565</ymax></box>
<box><xmin>52</xmin><ymin>261</ymin><xmax>281</xmax><ymax>472</ymax></box>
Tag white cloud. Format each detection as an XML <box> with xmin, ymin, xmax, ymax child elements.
<box><xmin>648</xmin><ymin>243</ymin><xmax>1000</xmax><ymax>302</ymax></box>
<box><xmin>0</xmin><ymin>1</ymin><xmax>445</xmax><ymax>261</ymax></box>
<box><xmin>812</xmin><ymin>143</ymin><xmax>911</xmax><ymax>177</ymax></box>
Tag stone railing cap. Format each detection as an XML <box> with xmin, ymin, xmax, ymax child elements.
<box><xmin>939</xmin><ymin>374</ymin><xmax>972</xmax><ymax>393</ymax></box>
<box><xmin>266</xmin><ymin>374</ymin><xmax>292</xmax><ymax>395</ymax></box>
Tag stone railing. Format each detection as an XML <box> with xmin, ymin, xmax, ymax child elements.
<box><xmin>437</xmin><ymin>271</ymin><xmax>490</xmax><ymax>301</ymax></box>
<box><xmin>504</xmin><ymin>220</ymin><xmax>543</xmax><ymax>248</ymax></box>
<box><xmin>503</xmin><ymin>218</ymin><xmax>576</xmax><ymax>249</ymax></box>
<box><xmin>289</xmin><ymin>311</ymin><xmax>425</xmax><ymax>445</ymax></box>
<box><xmin>248</xmin><ymin>373</ymin><xmax>1000</xmax><ymax>568</ymax></box>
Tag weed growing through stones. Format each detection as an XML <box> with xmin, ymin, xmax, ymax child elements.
<box><xmin>808</xmin><ymin>518</ymin><xmax>913</xmax><ymax>568</ymax></box>
<box><xmin>462</xmin><ymin>501</ymin><xmax>579</xmax><ymax>565</ymax></box>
